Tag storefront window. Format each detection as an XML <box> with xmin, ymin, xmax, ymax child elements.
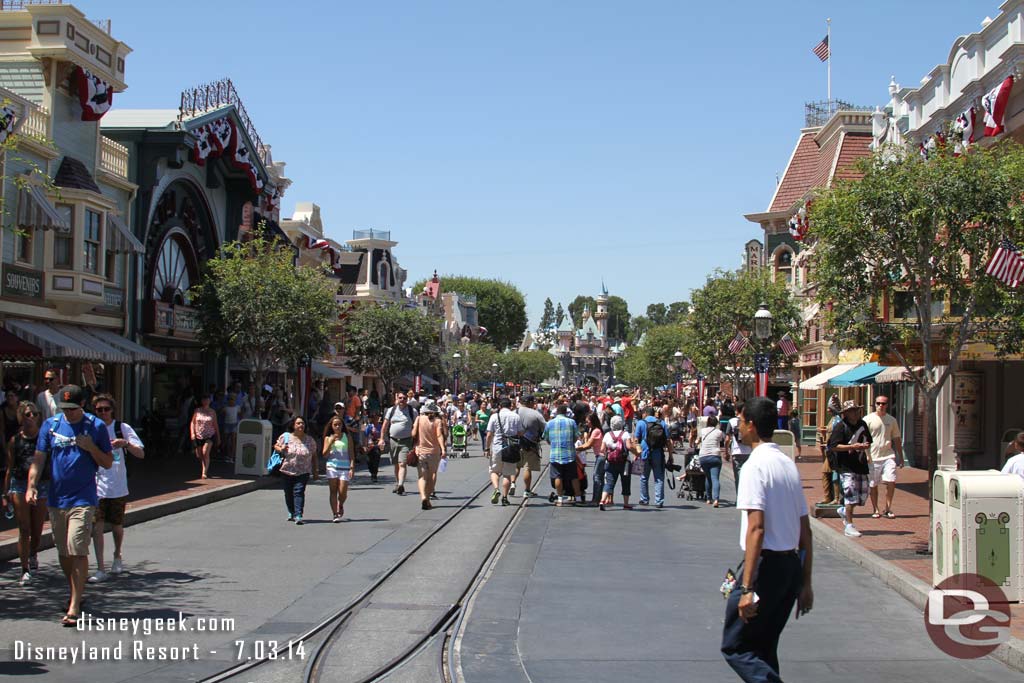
<box><xmin>54</xmin><ymin>204</ymin><xmax>74</xmax><ymax>269</ymax></box>
<box><xmin>84</xmin><ymin>209</ymin><xmax>102</xmax><ymax>275</ymax></box>
<box><xmin>893</xmin><ymin>291</ymin><xmax>945</xmax><ymax>319</ymax></box>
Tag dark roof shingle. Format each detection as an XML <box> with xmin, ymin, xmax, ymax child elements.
<box><xmin>54</xmin><ymin>156</ymin><xmax>101</xmax><ymax>194</ymax></box>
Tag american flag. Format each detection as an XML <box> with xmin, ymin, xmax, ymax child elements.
<box><xmin>779</xmin><ymin>333</ymin><xmax>799</xmax><ymax>357</ymax></box>
<box><xmin>728</xmin><ymin>331</ymin><xmax>749</xmax><ymax>354</ymax></box>
<box><xmin>812</xmin><ymin>35</ymin><xmax>830</xmax><ymax>62</ymax></box>
<box><xmin>754</xmin><ymin>353</ymin><xmax>771</xmax><ymax>397</ymax></box>
<box><xmin>985</xmin><ymin>238</ymin><xmax>1024</xmax><ymax>287</ymax></box>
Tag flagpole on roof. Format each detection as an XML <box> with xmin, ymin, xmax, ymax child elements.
<box><xmin>827</xmin><ymin>18</ymin><xmax>832</xmax><ymax>104</ymax></box>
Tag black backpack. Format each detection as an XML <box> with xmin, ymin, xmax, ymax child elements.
<box><xmin>645</xmin><ymin>419</ymin><xmax>667</xmax><ymax>450</ymax></box>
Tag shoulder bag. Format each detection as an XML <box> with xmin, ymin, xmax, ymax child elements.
<box><xmin>497</xmin><ymin>412</ymin><xmax>521</xmax><ymax>463</ymax></box>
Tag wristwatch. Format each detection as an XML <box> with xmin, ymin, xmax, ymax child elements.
<box><xmin>739</xmin><ymin>585</ymin><xmax>754</xmax><ymax>595</ymax></box>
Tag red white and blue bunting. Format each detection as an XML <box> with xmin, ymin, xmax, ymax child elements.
<box><xmin>189</xmin><ymin>116</ymin><xmax>265</xmax><ymax>193</ymax></box>
<box><xmin>0</xmin><ymin>105</ymin><xmax>17</xmax><ymax>145</ymax></box>
<box><xmin>76</xmin><ymin>66</ymin><xmax>113</xmax><ymax>121</ymax></box>
<box><xmin>788</xmin><ymin>201</ymin><xmax>811</xmax><ymax>241</ymax></box>
<box><xmin>953</xmin><ymin>107</ymin><xmax>975</xmax><ymax>155</ymax></box>
<box><xmin>304</xmin><ymin>235</ymin><xmax>341</xmax><ymax>268</ymax></box>
<box><xmin>983</xmin><ymin>76</ymin><xmax>1014</xmax><ymax>138</ymax></box>
<box><xmin>262</xmin><ymin>184</ymin><xmax>281</xmax><ymax>217</ymax></box>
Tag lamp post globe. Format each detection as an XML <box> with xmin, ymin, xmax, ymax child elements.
<box><xmin>754</xmin><ymin>303</ymin><xmax>773</xmax><ymax>341</ymax></box>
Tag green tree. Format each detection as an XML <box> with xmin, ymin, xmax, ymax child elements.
<box><xmin>412</xmin><ymin>275</ymin><xmax>528</xmax><ymax>351</ymax></box>
<box><xmin>606</xmin><ymin>295</ymin><xmax>631</xmax><ymax>341</ymax></box>
<box><xmin>667</xmin><ymin>301</ymin><xmax>690</xmax><ymax>323</ymax></box>
<box><xmin>555</xmin><ymin>302</ymin><xmax>565</xmax><ymax>325</ymax></box>
<box><xmin>646</xmin><ymin>303</ymin><xmax>667</xmax><ymax>326</ymax></box>
<box><xmin>616</xmin><ymin>324</ymin><xmax>687</xmax><ymax>390</ymax></box>
<box><xmin>460</xmin><ymin>342</ymin><xmax>503</xmax><ymax>386</ymax></box>
<box><xmin>343</xmin><ymin>304</ymin><xmax>440</xmax><ymax>396</ymax></box>
<box><xmin>540</xmin><ymin>298</ymin><xmax>555</xmax><ymax>329</ymax></box>
<box><xmin>628</xmin><ymin>315</ymin><xmax>652</xmax><ymax>345</ymax></box>
<box><xmin>682</xmin><ymin>267</ymin><xmax>801</xmax><ymax>394</ymax></box>
<box><xmin>501</xmin><ymin>350</ymin><xmax>561</xmax><ymax>387</ymax></box>
<box><xmin>192</xmin><ymin>229</ymin><xmax>338</xmax><ymax>392</ymax></box>
<box><xmin>811</xmin><ymin>140</ymin><xmax>1024</xmax><ymax>473</ymax></box>
<box><xmin>568</xmin><ymin>295</ymin><xmax>596</xmax><ymax>328</ymax></box>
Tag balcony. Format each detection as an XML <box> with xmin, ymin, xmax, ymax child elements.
<box><xmin>21</xmin><ymin>103</ymin><xmax>48</xmax><ymax>138</ymax></box>
<box><xmin>99</xmin><ymin>135</ymin><xmax>128</xmax><ymax>178</ymax></box>
<box><xmin>46</xmin><ymin>269</ymin><xmax>108</xmax><ymax>316</ymax></box>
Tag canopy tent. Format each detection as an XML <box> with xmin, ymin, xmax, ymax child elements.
<box><xmin>829</xmin><ymin>362</ymin><xmax>886</xmax><ymax>387</ymax></box>
<box><xmin>798</xmin><ymin>363</ymin><xmax>859</xmax><ymax>391</ymax></box>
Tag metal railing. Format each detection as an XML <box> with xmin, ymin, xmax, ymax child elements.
<box><xmin>352</xmin><ymin>228</ymin><xmax>390</xmax><ymax>241</ymax></box>
<box><xmin>178</xmin><ymin>78</ymin><xmax>267</xmax><ymax>164</ymax></box>
<box><xmin>0</xmin><ymin>1</ymin><xmax>63</xmax><ymax>9</ymax></box>
<box><xmin>99</xmin><ymin>135</ymin><xmax>128</xmax><ymax>177</ymax></box>
<box><xmin>804</xmin><ymin>99</ymin><xmax>873</xmax><ymax>127</ymax></box>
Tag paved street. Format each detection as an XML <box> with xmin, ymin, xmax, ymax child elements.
<box><xmin>2</xmin><ymin>441</ymin><xmax>1021</xmax><ymax>683</ymax></box>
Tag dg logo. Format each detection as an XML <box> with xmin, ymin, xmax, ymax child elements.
<box><xmin>924</xmin><ymin>573</ymin><xmax>1011</xmax><ymax>659</ymax></box>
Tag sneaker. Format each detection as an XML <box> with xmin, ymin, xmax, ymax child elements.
<box><xmin>523</xmin><ymin>490</ymin><xmax>535</xmax><ymax>498</ymax></box>
<box><xmin>294</xmin><ymin>516</ymin><xmax>304</xmax><ymax>525</ymax></box>
<box><xmin>396</xmin><ymin>484</ymin><xmax>405</xmax><ymax>496</ymax></box>
<box><xmin>332</xmin><ymin>514</ymin><xmax>341</xmax><ymax>523</ymax></box>
<box><xmin>111</xmin><ymin>558</ymin><xmax>124</xmax><ymax>575</ymax></box>
<box><xmin>501</xmin><ymin>496</ymin><xmax>510</xmax><ymax>506</ymax></box>
<box><xmin>491</xmin><ymin>489</ymin><xmax>501</xmax><ymax>505</ymax></box>
<box><xmin>19</xmin><ymin>572</ymin><xmax>31</xmax><ymax>586</ymax></box>
<box><xmin>371</xmin><ymin>476</ymin><xmax>379</xmax><ymax>484</ymax></box>
<box><xmin>844</xmin><ymin>524</ymin><xmax>862</xmax><ymax>538</ymax></box>
<box><xmin>656</xmin><ymin>502</ymin><xmax>664</xmax><ymax>509</ymax></box>
<box><xmin>548</xmin><ymin>492</ymin><xmax>557</xmax><ymax>503</ymax></box>
<box><xmin>28</xmin><ymin>555</ymin><xmax>38</xmax><ymax>571</ymax></box>
<box><xmin>837</xmin><ymin>506</ymin><xmax>847</xmax><ymax>524</ymax></box>
<box><xmin>430</xmin><ymin>493</ymin><xmax>439</xmax><ymax>500</ymax></box>
<box><xmin>509</xmin><ymin>483</ymin><xmax>517</xmax><ymax>497</ymax></box>
<box><xmin>422</xmin><ymin>499</ymin><xmax>432</xmax><ymax>510</ymax></box>
<box><xmin>88</xmin><ymin>570</ymin><xmax>110</xmax><ymax>583</ymax></box>
<box><xmin>287</xmin><ymin>515</ymin><xmax>294</xmax><ymax>522</ymax></box>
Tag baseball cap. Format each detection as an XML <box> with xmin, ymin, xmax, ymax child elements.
<box><xmin>57</xmin><ymin>384</ymin><xmax>85</xmax><ymax>409</ymax></box>
<box><xmin>334</xmin><ymin>401</ymin><xmax>345</xmax><ymax>409</ymax></box>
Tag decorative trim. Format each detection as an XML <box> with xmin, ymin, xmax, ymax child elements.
<box><xmin>66</xmin><ymin>22</ymin><xmax>75</xmax><ymax>40</ymax></box>
<box><xmin>36</xmin><ymin>21</ymin><xmax>60</xmax><ymax>36</ymax></box>
<box><xmin>81</xmin><ymin>279</ymin><xmax>103</xmax><ymax>296</ymax></box>
<box><xmin>52</xmin><ymin>275</ymin><xmax>74</xmax><ymax>291</ymax></box>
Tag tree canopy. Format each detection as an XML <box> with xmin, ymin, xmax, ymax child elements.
<box><xmin>192</xmin><ymin>229</ymin><xmax>338</xmax><ymax>391</ymax></box>
<box><xmin>343</xmin><ymin>303</ymin><xmax>440</xmax><ymax>395</ymax></box>
<box><xmin>500</xmin><ymin>350</ymin><xmax>561</xmax><ymax>386</ymax></box>
<box><xmin>539</xmin><ymin>298</ymin><xmax>555</xmax><ymax>329</ymax></box>
<box><xmin>413</xmin><ymin>275</ymin><xmax>528</xmax><ymax>351</ymax></box>
<box><xmin>681</xmin><ymin>267</ymin><xmax>801</xmax><ymax>391</ymax></box>
<box><xmin>617</xmin><ymin>324</ymin><xmax>688</xmax><ymax>390</ymax></box>
<box><xmin>811</xmin><ymin>139</ymin><xmax>1024</xmax><ymax>470</ymax></box>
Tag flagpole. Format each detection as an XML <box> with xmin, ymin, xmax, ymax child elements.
<box><xmin>827</xmin><ymin>18</ymin><xmax>832</xmax><ymax>104</ymax></box>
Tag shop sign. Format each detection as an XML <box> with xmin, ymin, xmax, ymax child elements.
<box><xmin>959</xmin><ymin>342</ymin><xmax>1024</xmax><ymax>362</ymax></box>
<box><xmin>878</xmin><ymin>342</ymin><xmax>950</xmax><ymax>366</ymax></box>
<box><xmin>99</xmin><ymin>286</ymin><xmax>124</xmax><ymax>311</ymax></box>
<box><xmin>147</xmin><ymin>301</ymin><xmax>198</xmax><ymax>338</ymax></box>
<box><xmin>2</xmin><ymin>264</ymin><xmax>43</xmax><ymax>300</ymax></box>
<box><xmin>952</xmin><ymin>372</ymin><xmax>983</xmax><ymax>453</ymax></box>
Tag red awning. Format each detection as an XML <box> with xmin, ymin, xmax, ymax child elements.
<box><xmin>0</xmin><ymin>326</ymin><xmax>42</xmax><ymax>360</ymax></box>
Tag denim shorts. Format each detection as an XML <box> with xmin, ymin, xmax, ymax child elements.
<box><xmin>8</xmin><ymin>479</ymin><xmax>48</xmax><ymax>499</ymax></box>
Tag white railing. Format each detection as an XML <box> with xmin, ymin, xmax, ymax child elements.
<box><xmin>20</xmin><ymin>104</ymin><xmax>49</xmax><ymax>139</ymax></box>
<box><xmin>99</xmin><ymin>135</ymin><xmax>128</xmax><ymax>178</ymax></box>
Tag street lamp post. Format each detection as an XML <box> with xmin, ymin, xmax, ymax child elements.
<box><xmin>491</xmin><ymin>362</ymin><xmax>498</xmax><ymax>399</ymax></box>
<box><xmin>452</xmin><ymin>351</ymin><xmax>462</xmax><ymax>394</ymax></box>
<box><xmin>673</xmin><ymin>350</ymin><xmax>684</xmax><ymax>399</ymax></box>
<box><xmin>752</xmin><ymin>303</ymin><xmax>773</xmax><ymax>398</ymax></box>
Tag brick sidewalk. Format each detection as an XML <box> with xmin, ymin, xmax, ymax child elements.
<box><xmin>796</xmin><ymin>459</ymin><xmax>1024</xmax><ymax>641</ymax></box>
<box><xmin>1</xmin><ymin>455</ymin><xmax>253</xmax><ymax>545</ymax></box>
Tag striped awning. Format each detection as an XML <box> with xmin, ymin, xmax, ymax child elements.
<box><xmin>312</xmin><ymin>360</ymin><xmax>346</xmax><ymax>379</ymax></box>
<box><xmin>798</xmin><ymin>363</ymin><xmax>859</xmax><ymax>391</ymax></box>
<box><xmin>0</xmin><ymin>327</ymin><xmax>41</xmax><ymax>360</ymax></box>
<box><xmin>17</xmin><ymin>185</ymin><xmax>70</xmax><ymax>232</ymax></box>
<box><xmin>875</xmin><ymin>365</ymin><xmax>923</xmax><ymax>383</ymax></box>
<box><xmin>80</xmin><ymin>327</ymin><xmax>166</xmax><ymax>364</ymax></box>
<box><xmin>106</xmin><ymin>213</ymin><xmax>145</xmax><ymax>254</ymax></box>
<box><xmin>6</xmin><ymin>319</ymin><xmax>131</xmax><ymax>363</ymax></box>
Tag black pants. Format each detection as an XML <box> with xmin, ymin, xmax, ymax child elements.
<box><xmin>721</xmin><ymin>551</ymin><xmax>802</xmax><ymax>682</ymax></box>
<box><xmin>365</xmin><ymin>447</ymin><xmax>381</xmax><ymax>478</ymax></box>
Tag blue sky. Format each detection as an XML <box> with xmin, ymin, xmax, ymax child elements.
<box><xmin>79</xmin><ymin>0</ymin><xmax>992</xmax><ymax>327</ymax></box>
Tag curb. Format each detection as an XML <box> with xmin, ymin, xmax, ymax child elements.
<box><xmin>720</xmin><ymin>460</ymin><xmax>1024</xmax><ymax>672</ymax></box>
<box><xmin>0</xmin><ymin>476</ymin><xmax>274</xmax><ymax>564</ymax></box>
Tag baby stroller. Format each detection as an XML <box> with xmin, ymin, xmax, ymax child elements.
<box><xmin>451</xmin><ymin>423</ymin><xmax>469</xmax><ymax>458</ymax></box>
<box><xmin>679</xmin><ymin>454</ymin><xmax>706</xmax><ymax>501</ymax></box>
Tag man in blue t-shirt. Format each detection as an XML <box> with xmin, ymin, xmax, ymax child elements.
<box><xmin>634</xmin><ymin>406</ymin><xmax>672</xmax><ymax>508</ymax></box>
<box><xmin>28</xmin><ymin>384</ymin><xmax>113</xmax><ymax>627</ymax></box>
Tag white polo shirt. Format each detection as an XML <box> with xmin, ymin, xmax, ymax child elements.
<box><xmin>736</xmin><ymin>441</ymin><xmax>808</xmax><ymax>551</ymax></box>
<box><xmin>1002</xmin><ymin>453</ymin><xmax>1024</xmax><ymax>480</ymax></box>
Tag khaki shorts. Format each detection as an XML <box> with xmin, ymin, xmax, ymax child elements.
<box><xmin>489</xmin><ymin>450</ymin><xmax>517</xmax><ymax>478</ymax></box>
<box><xmin>517</xmin><ymin>444</ymin><xmax>541</xmax><ymax>472</ymax></box>
<box><xmin>390</xmin><ymin>439</ymin><xmax>413</xmax><ymax>465</ymax></box>
<box><xmin>95</xmin><ymin>496</ymin><xmax>128</xmax><ymax>526</ymax></box>
<box><xmin>49</xmin><ymin>506</ymin><xmax>95</xmax><ymax>557</ymax></box>
<box><xmin>417</xmin><ymin>451</ymin><xmax>441</xmax><ymax>474</ymax></box>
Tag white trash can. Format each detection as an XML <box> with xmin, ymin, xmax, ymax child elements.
<box><xmin>235</xmin><ymin>419</ymin><xmax>273</xmax><ymax>476</ymax></box>
<box><xmin>771</xmin><ymin>430</ymin><xmax>796</xmax><ymax>460</ymax></box>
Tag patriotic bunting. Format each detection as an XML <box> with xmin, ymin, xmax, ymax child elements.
<box><xmin>0</xmin><ymin>105</ymin><xmax>17</xmax><ymax>145</ymax></box>
<box><xmin>696</xmin><ymin>373</ymin><xmax>706</xmax><ymax>410</ymax></box>
<box><xmin>985</xmin><ymin>238</ymin><xmax>1024</xmax><ymax>288</ymax></box>
<box><xmin>983</xmin><ymin>76</ymin><xmax>1014</xmax><ymax>138</ymax></box>
<box><xmin>192</xmin><ymin>124</ymin><xmax>213</xmax><ymax>166</ymax></box>
<box><xmin>189</xmin><ymin>117</ymin><xmax>265</xmax><ymax>193</ymax></box>
<box><xmin>754</xmin><ymin>353</ymin><xmax>770</xmax><ymax>398</ymax></box>
<box><xmin>953</xmin><ymin>107</ymin><xmax>975</xmax><ymax>155</ymax></box>
<box><xmin>789</xmin><ymin>202</ymin><xmax>811</xmax><ymax>241</ymax></box>
<box><xmin>75</xmin><ymin>67</ymin><xmax>113</xmax><ymax>121</ymax></box>
<box><xmin>209</xmin><ymin>117</ymin><xmax>234</xmax><ymax>154</ymax></box>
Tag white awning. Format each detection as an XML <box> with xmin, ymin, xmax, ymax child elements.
<box><xmin>312</xmin><ymin>360</ymin><xmax>346</xmax><ymax>379</ymax></box>
<box><xmin>17</xmin><ymin>185</ymin><xmax>70</xmax><ymax>232</ymax></box>
<box><xmin>106</xmin><ymin>213</ymin><xmax>145</xmax><ymax>254</ymax></box>
<box><xmin>6</xmin><ymin>319</ymin><xmax>106</xmax><ymax>361</ymax></box>
<box><xmin>49</xmin><ymin>323</ymin><xmax>133</xmax><ymax>364</ymax></box>
<box><xmin>81</xmin><ymin>327</ymin><xmax>166</xmax><ymax>364</ymax></box>
<box><xmin>798</xmin><ymin>363</ymin><xmax>859</xmax><ymax>391</ymax></box>
<box><xmin>802</xmin><ymin>302</ymin><xmax>821</xmax><ymax>323</ymax></box>
<box><xmin>875</xmin><ymin>365</ymin><xmax>923</xmax><ymax>383</ymax></box>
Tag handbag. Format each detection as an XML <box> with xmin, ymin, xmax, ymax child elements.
<box><xmin>406</xmin><ymin>450</ymin><xmax>420</xmax><ymax>467</ymax></box>
<box><xmin>267</xmin><ymin>433</ymin><xmax>289</xmax><ymax>475</ymax></box>
<box><xmin>630</xmin><ymin>455</ymin><xmax>645</xmax><ymax>476</ymax></box>
<box><xmin>497</xmin><ymin>412</ymin><xmax>521</xmax><ymax>463</ymax></box>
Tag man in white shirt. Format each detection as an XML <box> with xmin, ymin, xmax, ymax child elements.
<box><xmin>863</xmin><ymin>396</ymin><xmax>904</xmax><ymax>519</ymax></box>
<box><xmin>721</xmin><ymin>397</ymin><xmax>814</xmax><ymax>682</ymax></box>
<box><xmin>1002</xmin><ymin>434</ymin><xmax>1024</xmax><ymax>479</ymax></box>
<box><xmin>36</xmin><ymin>368</ymin><xmax>62</xmax><ymax>420</ymax></box>
<box><xmin>88</xmin><ymin>393</ymin><xmax>144</xmax><ymax>583</ymax></box>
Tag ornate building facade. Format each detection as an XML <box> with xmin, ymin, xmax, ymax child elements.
<box><xmin>548</xmin><ymin>288</ymin><xmax>623</xmax><ymax>387</ymax></box>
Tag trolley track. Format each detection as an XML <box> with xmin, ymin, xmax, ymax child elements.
<box><xmin>198</xmin><ymin>465</ymin><xmax>545</xmax><ymax>683</ymax></box>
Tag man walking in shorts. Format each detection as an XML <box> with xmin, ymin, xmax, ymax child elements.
<box><xmin>27</xmin><ymin>385</ymin><xmax>113</xmax><ymax>626</ymax></box>
<box><xmin>827</xmin><ymin>400</ymin><xmax>872</xmax><ymax>538</ymax></box>
<box><xmin>863</xmin><ymin>396</ymin><xmax>903</xmax><ymax>519</ymax></box>
<box><xmin>486</xmin><ymin>398</ymin><xmax>522</xmax><ymax>506</ymax></box>
<box><xmin>380</xmin><ymin>392</ymin><xmax>417</xmax><ymax>495</ymax></box>
<box><xmin>88</xmin><ymin>393</ymin><xmax>145</xmax><ymax>583</ymax></box>
<box><xmin>510</xmin><ymin>395</ymin><xmax>546</xmax><ymax>497</ymax></box>
<box><xmin>543</xmin><ymin>403</ymin><xmax>581</xmax><ymax>506</ymax></box>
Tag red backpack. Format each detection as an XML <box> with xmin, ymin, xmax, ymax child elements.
<box><xmin>605</xmin><ymin>431</ymin><xmax>627</xmax><ymax>465</ymax></box>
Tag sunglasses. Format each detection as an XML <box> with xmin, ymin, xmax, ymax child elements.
<box><xmin>45</xmin><ymin>376</ymin><xmax>57</xmax><ymax>381</ymax></box>
<box><xmin>875</xmin><ymin>402</ymin><xmax>888</xmax><ymax>406</ymax></box>
<box><xmin>23</xmin><ymin>410</ymin><xmax>39</xmax><ymax>416</ymax></box>
<box><xmin>95</xmin><ymin>406</ymin><xmax>113</xmax><ymax>413</ymax></box>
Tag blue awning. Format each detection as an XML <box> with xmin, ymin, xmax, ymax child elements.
<box><xmin>829</xmin><ymin>362</ymin><xmax>886</xmax><ymax>387</ymax></box>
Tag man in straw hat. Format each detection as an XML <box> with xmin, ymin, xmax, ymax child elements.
<box><xmin>826</xmin><ymin>399</ymin><xmax>872</xmax><ymax>537</ymax></box>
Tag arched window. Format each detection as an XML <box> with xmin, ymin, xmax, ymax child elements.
<box><xmin>773</xmin><ymin>246</ymin><xmax>794</xmax><ymax>285</ymax></box>
<box><xmin>378</xmin><ymin>261</ymin><xmax>389</xmax><ymax>290</ymax></box>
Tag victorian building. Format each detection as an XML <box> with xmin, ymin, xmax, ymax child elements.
<box><xmin>549</xmin><ymin>288</ymin><xmax>622</xmax><ymax>387</ymax></box>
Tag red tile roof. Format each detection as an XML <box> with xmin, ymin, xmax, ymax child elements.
<box><xmin>767</xmin><ymin>131</ymin><xmax>872</xmax><ymax>214</ymax></box>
